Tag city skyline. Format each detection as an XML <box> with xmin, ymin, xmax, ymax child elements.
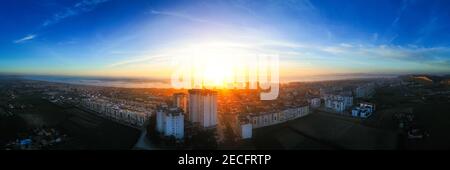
<box><xmin>1</xmin><ymin>0</ymin><xmax>450</xmax><ymax>82</ymax></box>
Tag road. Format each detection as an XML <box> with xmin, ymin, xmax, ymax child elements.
<box><xmin>133</xmin><ymin>121</ymin><xmax>157</xmax><ymax>150</ymax></box>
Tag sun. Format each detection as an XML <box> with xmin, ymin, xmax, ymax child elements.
<box><xmin>170</xmin><ymin>41</ymin><xmax>254</xmax><ymax>89</ymax></box>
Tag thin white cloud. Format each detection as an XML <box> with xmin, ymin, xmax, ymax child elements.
<box><xmin>238</xmin><ymin>39</ymin><xmax>450</xmax><ymax>68</ymax></box>
<box><xmin>383</xmin><ymin>0</ymin><xmax>411</xmax><ymax>44</ymax></box>
<box><xmin>415</xmin><ymin>17</ymin><xmax>439</xmax><ymax>44</ymax></box>
<box><xmin>108</xmin><ymin>54</ymin><xmax>168</xmax><ymax>67</ymax></box>
<box><xmin>340</xmin><ymin>43</ymin><xmax>353</xmax><ymax>48</ymax></box>
<box><xmin>372</xmin><ymin>33</ymin><xmax>379</xmax><ymax>42</ymax></box>
<box><xmin>42</xmin><ymin>0</ymin><xmax>110</xmax><ymax>27</ymax></box>
<box><xmin>150</xmin><ymin>10</ymin><xmax>209</xmax><ymax>23</ymax></box>
<box><xmin>391</xmin><ymin>0</ymin><xmax>410</xmax><ymax>27</ymax></box>
<box><xmin>391</xmin><ymin>17</ymin><xmax>400</xmax><ymax>27</ymax></box>
<box><xmin>105</xmin><ymin>28</ymin><xmax>450</xmax><ymax>71</ymax></box>
<box><xmin>14</xmin><ymin>34</ymin><xmax>36</xmax><ymax>43</ymax></box>
<box><xmin>388</xmin><ymin>34</ymin><xmax>399</xmax><ymax>43</ymax></box>
<box><xmin>252</xmin><ymin>40</ymin><xmax>449</xmax><ymax>68</ymax></box>
<box><xmin>391</xmin><ymin>0</ymin><xmax>411</xmax><ymax>29</ymax></box>
<box><xmin>15</xmin><ymin>0</ymin><xmax>110</xmax><ymax>44</ymax></box>
<box><xmin>284</xmin><ymin>0</ymin><xmax>317</xmax><ymax>12</ymax></box>
<box><xmin>315</xmin><ymin>43</ymin><xmax>450</xmax><ymax>68</ymax></box>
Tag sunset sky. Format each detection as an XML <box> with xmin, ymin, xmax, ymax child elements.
<box><xmin>1</xmin><ymin>0</ymin><xmax>450</xmax><ymax>82</ymax></box>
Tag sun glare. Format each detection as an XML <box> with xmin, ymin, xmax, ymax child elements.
<box><xmin>170</xmin><ymin>41</ymin><xmax>271</xmax><ymax>89</ymax></box>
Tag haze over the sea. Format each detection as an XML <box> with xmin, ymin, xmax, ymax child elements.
<box><xmin>12</xmin><ymin>73</ymin><xmax>399</xmax><ymax>89</ymax></box>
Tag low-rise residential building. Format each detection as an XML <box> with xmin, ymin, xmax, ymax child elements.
<box><xmin>324</xmin><ymin>94</ymin><xmax>353</xmax><ymax>113</ymax></box>
<box><xmin>81</xmin><ymin>98</ymin><xmax>150</xmax><ymax>127</ymax></box>
<box><xmin>235</xmin><ymin>115</ymin><xmax>252</xmax><ymax>139</ymax></box>
<box><xmin>309</xmin><ymin>98</ymin><xmax>321</xmax><ymax>108</ymax></box>
<box><xmin>249</xmin><ymin>105</ymin><xmax>309</xmax><ymax>129</ymax></box>
<box><xmin>351</xmin><ymin>102</ymin><xmax>375</xmax><ymax>118</ymax></box>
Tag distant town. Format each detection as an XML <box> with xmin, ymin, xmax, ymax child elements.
<box><xmin>1</xmin><ymin>75</ymin><xmax>449</xmax><ymax>150</ymax></box>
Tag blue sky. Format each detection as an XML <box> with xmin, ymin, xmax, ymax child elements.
<box><xmin>1</xmin><ymin>0</ymin><xmax>450</xmax><ymax>79</ymax></box>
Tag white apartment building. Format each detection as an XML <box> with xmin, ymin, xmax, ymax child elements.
<box><xmin>156</xmin><ymin>107</ymin><xmax>184</xmax><ymax>139</ymax></box>
<box><xmin>156</xmin><ymin>107</ymin><xmax>166</xmax><ymax>133</ymax></box>
<box><xmin>188</xmin><ymin>89</ymin><xmax>217</xmax><ymax>128</ymax></box>
<box><xmin>325</xmin><ymin>99</ymin><xmax>345</xmax><ymax>112</ymax></box>
<box><xmin>235</xmin><ymin>116</ymin><xmax>253</xmax><ymax>139</ymax></box>
<box><xmin>249</xmin><ymin>105</ymin><xmax>309</xmax><ymax>129</ymax></box>
<box><xmin>309</xmin><ymin>98</ymin><xmax>321</xmax><ymax>108</ymax></box>
<box><xmin>240</xmin><ymin>123</ymin><xmax>253</xmax><ymax>139</ymax></box>
<box><xmin>351</xmin><ymin>102</ymin><xmax>375</xmax><ymax>118</ymax></box>
<box><xmin>324</xmin><ymin>94</ymin><xmax>353</xmax><ymax>113</ymax></box>
<box><xmin>173</xmin><ymin>93</ymin><xmax>187</xmax><ymax>113</ymax></box>
<box><xmin>81</xmin><ymin>98</ymin><xmax>149</xmax><ymax>127</ymax></box>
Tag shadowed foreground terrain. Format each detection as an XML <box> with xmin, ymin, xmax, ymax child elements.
<box><xmin>1</xmin><ymin>93</ymin><xmax>140</xmax><ymax>149</ymax></box>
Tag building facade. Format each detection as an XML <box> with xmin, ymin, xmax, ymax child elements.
<box><xmin>249</xmin><ymin>105</ymin><xmax>309</xmax><ymax>129</ymax></box>
<box><xmin>309</xmin><ymin>98</ymin><xmax>321</xmax><ymax>108</ymax></box>
<box><xmin>81</xmin><ymin>98</ymin><xmax>149</xmax><ymax>127</ymax></box>
<box><xmin>188</xmin><ymin>89</ymin><xmax>217</xmax><ymax>128</ymax></box>
<box><xmin>156</xmin><ymin>107</ymin><xmax>184</xmax><ymax>139</ymax></box>
<box><xmin>324</xmin><ymin>94</ymin><xmax>353</xmax><ymax>113</ymax></box>
<box><xmin>235</xmin><ymin>115</ymin><xmax>253</xmax><ymax>139</ymax></box>
<box><xmin>351</xmin><ymin>102</ymin><xmax>375</xmax><ymax>118</ymax></box>
<box><xmin>240</xmin><ymin>123</ymin><xmax>253</xmax><ymax>139</ymax></box>
<box><xmin>173</xmin><ymin>93</ymin><xmax>188</xmax><ymax>113</ymax></box>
